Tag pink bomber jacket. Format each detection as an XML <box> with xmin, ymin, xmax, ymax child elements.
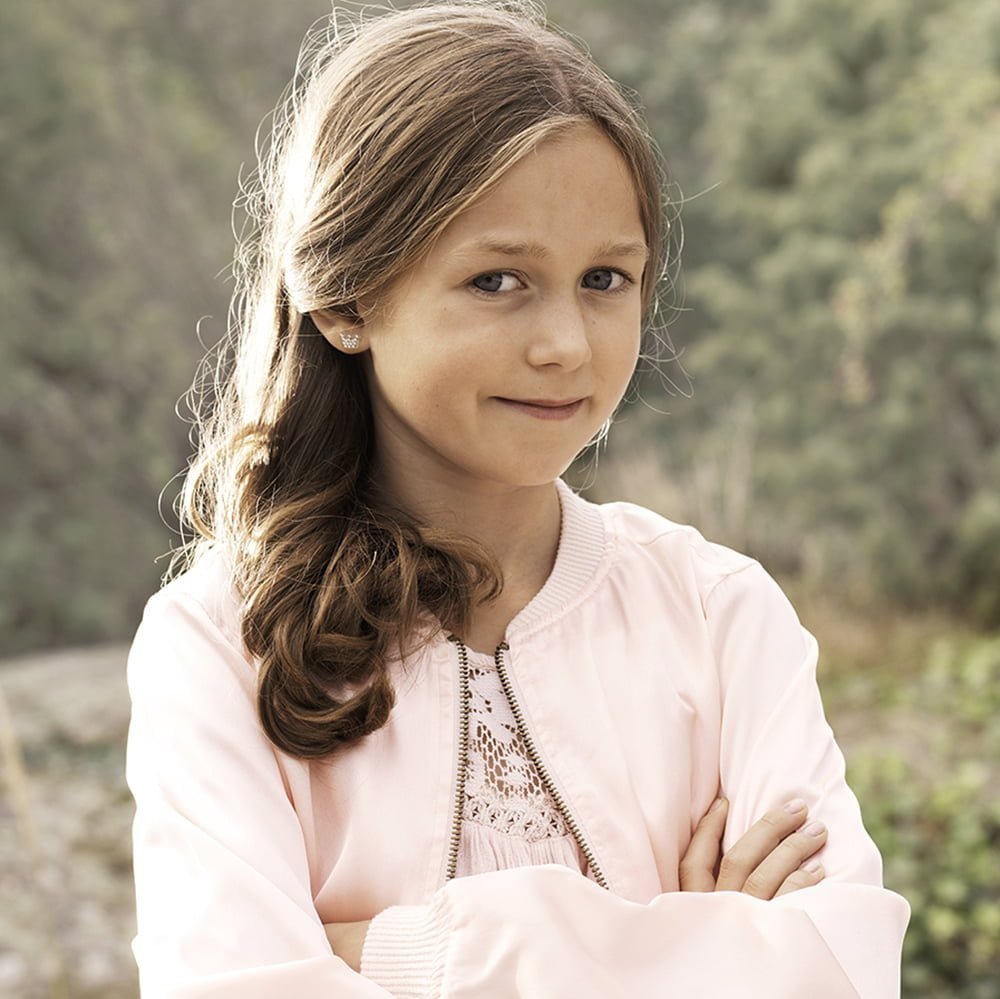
<box><xmin>125</xmin><ymin>477</ymin><xmax>910</xmax><ymax>997</ymax></box>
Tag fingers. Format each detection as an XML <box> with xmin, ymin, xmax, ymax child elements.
<box><xmin>774</xmin><ymin>859</ymin><xmax>825</xmax><ymax>898</ymax></box>
<box><xmin>715</xmin><ymin>798</ymin><xmax>823</xmax><ymax>895</ymax></box>
<box><xmin>740</xmin><ymin>819</ymin><xmax>828</xmax><ymax>900</ymax></box>
<box><xmin>679</xmin><ymin>797</ymin><xmax>728</xmax><ymax>892</ymax></box>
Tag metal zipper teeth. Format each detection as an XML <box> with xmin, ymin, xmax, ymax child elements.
<box><xmin>491</xmin><ymin>639</ymin><xmax>610</xmax><ymax>891</ymax></box>
<box><xmin>444</xmin><ymin>635</ymin><xmax>472</xmax><ymax>882</ymax></box>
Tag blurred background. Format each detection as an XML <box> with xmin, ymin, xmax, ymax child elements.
<box><xmin>1</xmin><ymin>0</ymin><xmax>997</xmax><ymax>995</ymax></box>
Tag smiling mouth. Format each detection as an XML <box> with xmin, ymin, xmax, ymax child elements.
<box><xmin>494</xmin><ymin>397</ymin><xmax>587</xmax><ymax>420</ymax></box>
<box><xmin>497</xmin><ymin>397</ymin><xmax>586</xmax><ymax>407</ymax></box>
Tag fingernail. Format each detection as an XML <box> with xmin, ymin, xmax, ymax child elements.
<box><xmin>710</xmin><ymin>797</ymin><xmax>726</xmax><ymax>812</ymax></box>
<box><xmin>804</xmin><ymin>821</ymin><xmax>826</xmax><ymax>836</ymax></box>
<box><xmin>783</xmin><ymin>798</ymin><xmax>806</xmax><ymax>813</ymax></box>
<box><xmin>803</xmin><ymin>860</ymin><xmax>823</xmax><ymax>874</ymax></box>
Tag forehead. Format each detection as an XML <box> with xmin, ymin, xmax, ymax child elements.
<box><xmin>433</xmin><ymin>125</ymin><xmax>646</xmax><ymax>257</ymax></box>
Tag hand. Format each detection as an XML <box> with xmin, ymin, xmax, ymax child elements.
<box><xmin>679</xmin><ymin>797</ymin><xmax>827</xmax><ymax>899</ymax></box>
<box><xmin>323</xmin><ymin>919</ymin><xmax>371</xmax><ymax>973</ymax></box>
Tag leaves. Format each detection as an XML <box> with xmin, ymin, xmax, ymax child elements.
<box><xmin>839</xmin><ymin>636</ymin><xmax>1000</xmax><ymax>993</ymax></box>
<box><xmin>0</xmin><ymin>0</ymin><xmax>325</xmax><ymax>651</ymax></box>
<box><xmin>585</xmin><ymin>0</ymin><xmax>1000</xmax><ymax>625</ymax></box>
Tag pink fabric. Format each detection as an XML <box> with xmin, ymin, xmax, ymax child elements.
<box><xmin>125</xmin><ymin>477</ymin><xmax>909</xmax><ymax>997</ymax></box>
<box><xmin>450</xmin><ymin>644</ymin><xmax>593</xmax><ymax>881</ymax></box>
<box><xmin>452</xmin><ymin>819</ymin><xmax>587</xmax><ymax>879</ymax></box>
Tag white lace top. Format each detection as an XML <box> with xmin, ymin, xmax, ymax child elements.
<box><xmin>453</xmin><ymin>646</ymin><xmax>592</xmax><ymax>881</ymax></box>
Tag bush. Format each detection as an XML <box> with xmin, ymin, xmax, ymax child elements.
<box><xmin>845</xmin><ymin>636</ymin><xmax>1000</xmax><ymax>996</ymax></box>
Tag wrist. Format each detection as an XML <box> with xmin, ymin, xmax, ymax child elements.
<box><xmin>325</xmin><ymin>918</ymin><xmax>371</xmax><ymax>973</ymax></box>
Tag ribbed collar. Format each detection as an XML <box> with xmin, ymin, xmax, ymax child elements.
<box><xmin>420</xmin><ymin>477</ymin><xmax>611</xmax><ymax>656</ymax></box>
<box><xmin>503</xmin><ymin>477</ymin><xmax>610</xmax><ymax>640</ymax></box>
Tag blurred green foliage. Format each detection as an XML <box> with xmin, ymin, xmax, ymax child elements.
<box><xmin>837</xmin><ymin>635</ymin><xmax>1000</xmax><ymax>996</ymax></box>
<box><xmin>568</xmin><ymin>0</ymin><xmax>1000</xmax><ymax>624</ymax></box>
<box><xmin>3</xmin><ymin>0</ymin><xmax>998</xmax><ymax>651</ymax></box>
<box><xmin>1</xmin><ymin>0</ymin><xmax>325</xmax><ymax>651</ymax></box>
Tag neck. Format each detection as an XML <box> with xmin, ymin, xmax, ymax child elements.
<box><xmin>370</xmin><ymin>467</ymin><xmax>562</xmax><ymax>602</ymax></box>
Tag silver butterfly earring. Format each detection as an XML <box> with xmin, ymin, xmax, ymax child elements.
<box><xmin>340</xmin><ymin>332</ymin><xmax>362</xmax><ymax>350</ymax></box>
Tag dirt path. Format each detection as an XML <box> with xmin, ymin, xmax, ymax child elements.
<box><xmin>0</xmin><ymin>645</ymin><xmax>137</xmax><ymax>999</ymax></box>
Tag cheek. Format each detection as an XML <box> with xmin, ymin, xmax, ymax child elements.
<box><xmin>368</xmin><ymin>343</ymin><xmax>474</xmax><ymax>422</ymax></box>
<box><xmin>597</xmin><ymin>321</ymin><xmax>642</xmax><ymax>387</ymax></box>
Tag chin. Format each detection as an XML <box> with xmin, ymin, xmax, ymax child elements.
<box><xmin>490</xmin><ymin>459</ymin><xmax>578</xmax><ymax>490</ymax></box>
<box><xmin>461</xmin><ymin>439</ymin><xmax>593</xmax><ymax>490</ymax></box>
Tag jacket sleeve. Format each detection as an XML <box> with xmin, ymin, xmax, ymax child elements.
<box><xmin>360</xmin><ymin>560</ymin><xmax>909</xmax><ymax>998</ymax></box>
<box><xmin>125</xmin><ymin>588</ymin><xmax>392</xmax><ymax>999</ymax></box>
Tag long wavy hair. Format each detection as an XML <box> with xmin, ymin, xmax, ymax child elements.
<box><xmin>171</xmin><ymin>0</ymin><xmax>676</xmax><ymax>759</ymax></box>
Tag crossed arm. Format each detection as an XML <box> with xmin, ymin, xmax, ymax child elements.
<box><xmin>127</xmin><ymin>565</ymin><xmax>908</xmax><ymax>997</ymax></box>
<box><xmin>326</xmin><ymin>794</ymin><xmax>830</xmax><ymax>971</ymax></box>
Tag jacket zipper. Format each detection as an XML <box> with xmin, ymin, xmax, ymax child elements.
<box><xmin>444</xmin><ymin>635</ymin><xmax>610</xmax><ymax>891</ymax></box>
<box><xmin>444</xmin><ymin>635</ymin><xmax>472</xmax><ymax>882</ymax></box>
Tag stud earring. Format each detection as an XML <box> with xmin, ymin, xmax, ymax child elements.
<box><xmin>340</xmin><ymin>332</ymin><xmax>362</xmax><ymax>350</ymax></box>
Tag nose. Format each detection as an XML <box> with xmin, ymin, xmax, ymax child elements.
<box><xmin>525</xmin><ymin>295</ymin><xmax>592</xmax><ymax>370</ymax></box>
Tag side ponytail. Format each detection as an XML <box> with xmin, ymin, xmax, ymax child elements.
<box><xmin>181</xmin><ymin>291</ymin><xmax>502</xmax><ymax>758</ymax></box>
<box><xmin>242</xmin><ymin>312</ymin><xmax>502</xmax><ymax>755</ymax></box>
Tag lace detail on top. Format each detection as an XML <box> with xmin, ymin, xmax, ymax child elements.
<box><xmin>462</xmin><ymin>649</ymin><xmax>570</xmax><ymax>842</ymax></box>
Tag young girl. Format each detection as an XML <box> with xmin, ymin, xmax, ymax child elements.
<box><xmin>125</xmin><ymin>2</ymin><xmax>909</xmax><ymax>995</ymax></box>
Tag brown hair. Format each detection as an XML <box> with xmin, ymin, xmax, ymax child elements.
<box><xmin>172</xmin><ymin>0</ymin><xmax>676</xmax><ymax>759</ymax></box>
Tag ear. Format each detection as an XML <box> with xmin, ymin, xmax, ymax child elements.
<box><xmin>310</xmin><ymin>308</ymin><xmax>367</xmax><ymax>354</ymax></box>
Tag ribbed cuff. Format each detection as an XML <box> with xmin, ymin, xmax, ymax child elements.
<box><xmin>359</xmin><ymin>899</ymin><xmax>449</xmax><ymax>997</ymax></box>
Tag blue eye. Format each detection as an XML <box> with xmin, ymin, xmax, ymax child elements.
<box><xmin>472</xmin><ymin>273</ymin><xmax>506</xmax><ymax>293</ymax></box>
<box><xmin>583</xmin><ymin>269</ymin><xmax>627</xmax><ymax>291</ymax></box>
<box><xmin>469</xmin><ymin>268</ymin><xmax>633</xmax><ymax>297</ymax></box>
<box><xmin>471</xmin><ymin>272</ymin><xmax>524</xmax><ymax>294</ymax></box>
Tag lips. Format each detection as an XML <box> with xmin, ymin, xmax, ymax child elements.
<box><xmin>494</xmin><ymin>397</ymin><xmax>587</xmax><ymax>420</ymax></box>
<box><xmin>498</xmin><ymin>397</ymin><xmax>585</xmax><ymax>407</ymax></box>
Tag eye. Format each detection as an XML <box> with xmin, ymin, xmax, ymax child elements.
<box><xmin>470</xmin><ymin>272</ymin><xmax>523</xmax><ymax>295</ymax></box>
<box><xmin>582</xmin><ymin>268</ymin><xmax>631</xmax><ymax>293</ymax></box>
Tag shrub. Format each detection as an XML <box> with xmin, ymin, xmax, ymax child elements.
<box><xmin>845</xmin><ymin>636</ymin><xmax>1000</xmax><ymax>996</ymax></box>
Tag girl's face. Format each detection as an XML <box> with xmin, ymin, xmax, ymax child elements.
<box><xmin>321</xmin><ymin>124</ymin><xmax>648</xmax><ymax>499</ymax></box>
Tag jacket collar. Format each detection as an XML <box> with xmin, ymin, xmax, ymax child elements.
<box><xmin>503</xmin><ymin>477</ymin><xmax>609</xmax><ymax>641</ymax></box>
<box><xmin>411</xmin><ymin>477</ymin><xmax>611</xmax><ymax>656</ymax></box>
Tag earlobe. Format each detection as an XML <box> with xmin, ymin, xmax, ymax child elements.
<box><xmin>310</xmin><ymin>309</ymin><xmax>367</xmax><ymax>353</ymax></box>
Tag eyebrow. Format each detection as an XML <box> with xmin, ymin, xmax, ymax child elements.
<box><xmin>457</xmin><ymin>237</ymin><xmax>650</xmax><ymax>261</ymax></box>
